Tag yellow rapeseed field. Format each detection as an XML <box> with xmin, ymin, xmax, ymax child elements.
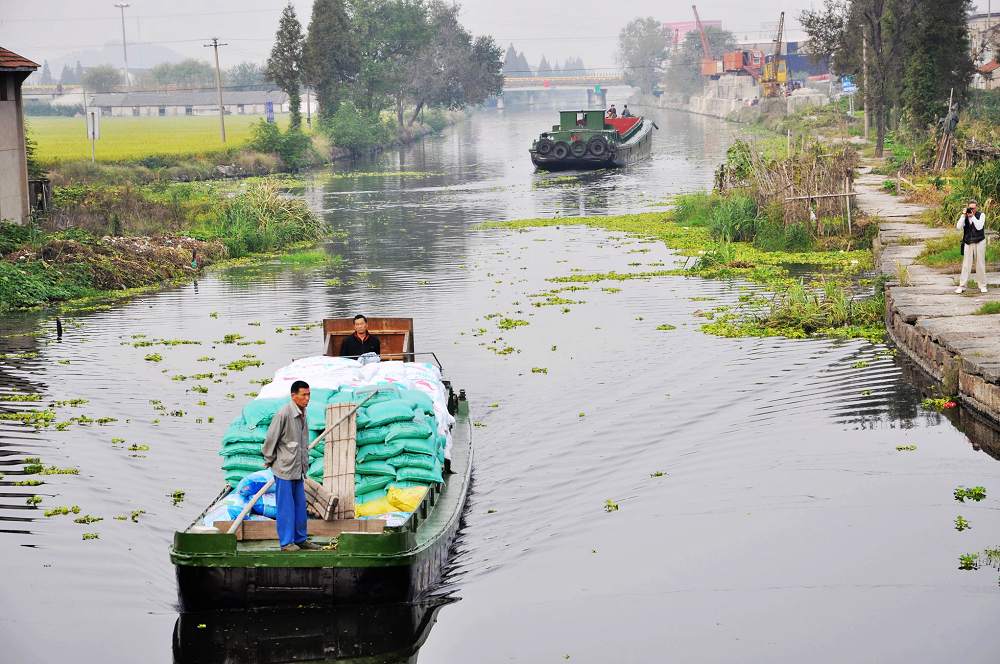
<box><xmin>27</xmin><ymin>114</ymin><xmax>290</xmax><ymax>164</ymax></box>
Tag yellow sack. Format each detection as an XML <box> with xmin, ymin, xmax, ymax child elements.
<box><xmin>387</xmin><ymin>485</ymin><xmax>428</xmax><ymax>513</ymax></box>
<box><xmin>355</xmin><ymin>496</ymin><xmax>396</xmax><ymax>517</ymax></box>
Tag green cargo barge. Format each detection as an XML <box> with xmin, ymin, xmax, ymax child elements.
<box><xmin>169</xmin><ymin>318</ymin><xmax>472</xmax><ymax>610</ymax></box>
<box><xmin>530</xmin><ymin>109</ymin><xmax>655</xmax><ymax>171</ymax></box>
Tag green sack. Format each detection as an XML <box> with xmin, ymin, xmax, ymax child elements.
<box><xmin>225</xmin><ymin>471</ymin><xmax>247</xmax><ymax>488</ymax></box>
<box><xmin>384</xmin><ymin>419</ymin><xmax>433</xmax><ymax>443</ymax></box>
<box><xmin>361</xmin><ymin>400</ymin><xmax>416</xmax><ymax>428</ymax></box>
<box><xmin>386</xmin><ymin>453</ymin><xmax>437</xmax><ymax>472</ymax></box>
<box><xmin>357</xmin><ymin>487</ymin><xmax>388</xmax><ymax>504</ymax></box>
<box><xmin>220</xmin><ymin>441</ymin><xmax>263</xmax><ymax>457</ymax></box>
<box><xmin>307</xmin><ymin>456</ymin><xmax>323</xmax><ymax>477</ymax></box>
<box><xmin>356</xmin><ymin>440</ymin><xmax>406</xmax><ymax>463</ymax></box>
<box><xmin>390</xmin><ymin>480</ymin><xmax>432</xmax><ymax>489</ymax></box>
<box><xmin>356</xmin><ymin>474</ymin><xmax>393</xmax><ymax>495</ymax></box>
<box><xmin>304</xmin><ymin>388</ymin><xmax>336</xmax><ymax>430</ymax></box>
<box><xmin>221</xmin><ymin>453</ymin><xmax>266</xmax><ymax>472</ymax></box>
<box><xmin>397</xmin><ymin>436</ymin><xmax>437</xmax><ymax>457</ymax></box>
<box><xmin>356</xmin><ymin>425</ymin><xmax>391</xmax><ymax>446</ymax></box>
<box><xmin>221</xmin><ymin>418</ymin><xmax>268</xmax><ymax>445</ymax></box>
<box><xmin>309</xmin><ymin>443</ymin><xmax>325</xmax><ymax>459</ymax></box>
<box><xmin>357</xmin><ymin>460</ymin><xmax>397</xmax><ymax>477</ymax></box>
<box><xmin>396</xmin><ymin>463</ymin><xmax>443</xmax><ymax>484</ymax></box>
<box><xmin>242</xmin><ymin>397</ymin><xmax>288</xmax><ymax>429</ymax></box>
<box><xmin>399</xmin><ymin>388</ymin><xmax>435</xmax><ymax>415</ymax></box>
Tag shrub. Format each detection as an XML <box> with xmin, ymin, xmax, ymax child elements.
<box><xmin>320</xmin><ymin>102</ymin><xmax>393</xmax><ymax>156</ymax></box>
<box><xmin>424</xmin><ymin>108</ymin><xmax>449</xmax><ymax>133</ymax></box>
<box><xmin>214</xmin><ymin>181</ymin><xmax>323</xmax><ymax>257</ymax></box>
<box><xmin>709</xmin><ymin>194</ymin><xmax>758</xmax><ymax>242</ymax></box>
<box><xmin>245</xmin><ymin>121</ymin><xmax>318</xmax><ymax>171</ymax></box>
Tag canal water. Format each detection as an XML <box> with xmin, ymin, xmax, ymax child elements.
<box><xmin>3</xmin><ymin>109</ymin><xmax>1000</xmax><ymax>663</ymax></box>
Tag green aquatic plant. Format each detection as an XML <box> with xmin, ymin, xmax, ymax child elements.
<box><xmin>44</xmin><ymin>505</ymin><xmax>81</xmax><ymax>517</ymax></box>
<box><xmin>4</xmin><ymin>393</ymin><xmax>41</xmax><ymax>402</ymax></box>
<box><xmin>169</xmin><ymin>490</ymin><xmax>186</xmax><ymax>506</ymax></box>
<box><xmin>959</xmin><ymin>553</ymin><xmax>980</xmax><ymax>570</ymax></box>
<box><xmin>52</xmin><ymin>398</ymin><xmax>88</xmax><ymax>407</ymax></box>
<box><xmin>221</xmin><ymin>333</ymin><xmax>244</xmax><ymax>344</ymax></box>
<box><xmin>26</xmin><ymin>495</ymin><xmax>42</xmax><ymax>506</ymax></box>
<box><xmin>191</xmin><ymin>385</ymin><xmax>209</xmax><ymax>394</ymax></box>
<box><xmin>82</xmin><ymin>532</ymin><xmax>99</xmax><ymax>540</ymax></box>
<box><xmin>954</xmin><ymin>486</ymin><xmax>987</xmax><ymax>503</ymax></box>
<box><xmin>127</xmin><ymin>443</ymin><xmax>150</xmax><ymax>452</ymax></box>
<box><xmin>656</xmin><ymin>324</ymin><xmax>677</xmax><ymax>331</ymax></box>
<box><xmin>74</xmin><ymin>514</ymin><xmax>102</xmax><ymax>525</ymax></box>
<box><xmin>0</xmin><ymin>409</ymin><xmax>57</xmax><ymax>428</ymax></box>
<box><xmin>14</xmin><ymin>479</ymin><xmax>42</xmax><ymax>486</ymax></box>
<box><xmin>921</xmin><ymin>397</ymin><xmax>957</xmax><ymax>411</ymax></box>
<box><xmin>497</xmin><ymin>318</ymin><xmax>529</xmax><ymax>330</ymax></box>
<box><xmin>531</xmin><ymin>367</ymin><xmax>548</xmax><ymax>374</ymax></box>
<box><xmin>955</xmin><ymin>516</ymin><xmax>972</xmax><ymax>531</ymax></box>
<box><xmin>225</xmin><ymin>358</ymin><xmax>263</xmax><ymax>371</ymax></box>
<box><xmin>896</xmin><ymin>444</ymin><xmax>918</xmax><ymax>451</ymax></box>
<box><xmin>144</xmin><ymin>353</ymin><xmax>163</xmax><ymax>362</ymax></box>
<box><xmin>650</xmin><ymin>471</ymin><xmax>666</xmax><ymax>478</ymax></box>
<box><xmin>604</xmin><ymin>499</ymin><xmax>619</xmax><ymax>513</ymax></box>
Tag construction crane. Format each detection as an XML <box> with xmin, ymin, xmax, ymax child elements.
<box><xmin>761</xmin><ymin>11</ymin><xmax>787</xmax><ymax>97</ymax></box>
<box><xmin>692</xmin><ymin>5</ymin><xmax>721</xmax><ymax>77</ymax></box>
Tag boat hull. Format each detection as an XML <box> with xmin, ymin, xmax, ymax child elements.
<box><xmin>531</xmin><ymin>118</ymin><xmax>654</xmax><ymax>171</ymax></box>
<box><xmin>171</xmin><ymin>404</ymin><xmax>472</xmax><ymax>610</ymax></box>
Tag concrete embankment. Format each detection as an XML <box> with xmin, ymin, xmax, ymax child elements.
<box><xmin>864</xmin><ymin>168</ymin><xmax>1000</xmax><ymax>423</ymax></box>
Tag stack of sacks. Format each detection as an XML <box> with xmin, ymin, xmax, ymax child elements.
<box><xmin>218</xmin><ymin>357</ymin><xmax>455</xmax><ymax>492</ymax></box>
<box><xmin>201</xmin><ymin>469</ymin><xmax>277</xmax><ymax>525</ymax></box>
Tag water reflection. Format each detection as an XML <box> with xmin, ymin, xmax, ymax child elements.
<box><xmin>173</xmin><ymin>600</ymin><xmax>452</xmax><ymax>664</ymax></box>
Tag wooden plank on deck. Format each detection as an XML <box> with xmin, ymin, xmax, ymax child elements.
<box><xmin>213</xmin><ymin>518</ymin><xmax>384</xmax><ymax>541</ymax></box>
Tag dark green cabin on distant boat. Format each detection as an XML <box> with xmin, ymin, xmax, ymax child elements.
<box><xmin>529</xmin><ymin>108</ymin><xmax>655</xmax><ymax>171</ymax></box>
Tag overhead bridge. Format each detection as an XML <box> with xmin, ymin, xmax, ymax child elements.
<box><xmin>499</xmin><ymin>74</ymin><xmax>633</xmax><ymax>110</ymax></box>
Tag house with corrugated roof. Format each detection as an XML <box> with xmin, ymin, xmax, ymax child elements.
<box><xmin>0</xmin><ymin>46</ymin><xmax>39</xmax><ymax>225</ymax></box>
<box><xmin>89</xmin><ymin>89</ymin><xmax>289</xmax><ymax>117</ymax></box>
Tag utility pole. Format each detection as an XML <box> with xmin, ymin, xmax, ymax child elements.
<box><xmin>204</xmin><ymin>37</ymin><xmax>228</xmax><ymax>143</ymax></box>
<box><xmin>114</xmin><ymin>3</ymin><xmax>130</xmax><ymax>89</ymax></box>
<box><xmin>862</xmin><ymin>29</ymin><xmax>869</xmax><ymax>142</ymax></box>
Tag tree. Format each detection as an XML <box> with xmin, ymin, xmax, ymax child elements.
<box><xmin>664</xmin><ymin>26</ymin><xmax>735</xmax><ymax>98</ymax></box>
<box><xmin>40</xmin><ymin>61</ymin><xmax>52</xmax><ymax>85</ymax></box>
<box><xmin>618</xmin><ymin>17</ymin><xmax>669</xmax><ymax>93</ymax></box>
<box><xmin>348</xmin><ymin>0</ymin><xmax>431</xmax><ymax>116</ymax></box>
<box><xmin>82</xmin><ymin>64</ymin><xmax>123</xmax><ymax>92</ymax></box>
<box><xmin>59</xmin><ymin>64</ymin><xmax>76</xmax><ymax>85</ymax></box>
<box><xmin>399</xmin><ymin>1</ymin><xmax>502</xmax><ymax>126</ymax></box>
<box><xmin>304</xmin><ymin>0</ymin><xmax>359</xmax><ymax>121</ymax></box>
<box><xmin>267</xmin><ymin>3</ymin><xmax>305</xmax><ymax>128</ymax></box>
<box><xmin>150</xmin><ymin>59</ymin><xmax>215</xmax><ymax>88</ymax></box>
<box><xmin>901</xmin><ymin>0</ymin><xmax>975</xmax><ymax>127</ymax></box>
<box><xmin>537</xmin><ymin>55</ymin><xmax>553</xmax><ymax>78</ymax></box>
<box><xmin>227</xmin><ymin>62</ymin><xmax>269</xmax><ymax>89</ymax></box>
<box><xmin>503</xmin><ymin>44</ymin><xmax>532</xmax><ymax>77</ymax></box>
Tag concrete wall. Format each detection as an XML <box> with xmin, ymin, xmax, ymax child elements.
<box><xmin>0</xmin><ymin>73</ymin><xmax>30</xmax><ymax>225</ymax></box>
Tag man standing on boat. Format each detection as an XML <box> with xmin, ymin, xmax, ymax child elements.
<box><xmin>340</xmin><ymin>314</ymin><xmax>381</xmax><ymax>357</ymax></box>
<box><xmin>606</xmin><ymin>104</ymin><xmax>618</xmax><ymax>118</ymax></box>
<box><xmin>262</xmin><ymin>380</ymin><xmax>321</xmax><ymax>551</ymax></box>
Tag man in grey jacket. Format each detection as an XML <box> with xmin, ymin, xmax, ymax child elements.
<box><xmin>262</xmin><ymin>380</ymin><xmax>321</xmax><ymax>551</ymax></box>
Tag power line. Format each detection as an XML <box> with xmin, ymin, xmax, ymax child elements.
<box><xmin>0</xmin><ymin>8</ymin><xmax>282</xmax><ymax>23</ymax></box>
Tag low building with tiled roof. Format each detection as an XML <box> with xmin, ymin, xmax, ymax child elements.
<box><xmin>1</xmin><ymin>46</ymin><xmax>40</xmax><ymax>225</ymax></box>
<box><xmin>90</xmin><ymin>89</ymin><xmax>289</xmax><ymax>117</ymax></box>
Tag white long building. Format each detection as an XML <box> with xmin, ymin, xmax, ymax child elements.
<box><xmin>88</xmin><ymin>90</ymin><xmax>290</xmax><ymax>117</ymax></box>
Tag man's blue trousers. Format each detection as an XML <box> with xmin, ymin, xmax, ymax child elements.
<box><xmin>274</xmin><ymin>477</ymin><xmax>308</xmax><ymax>547</ymax></box>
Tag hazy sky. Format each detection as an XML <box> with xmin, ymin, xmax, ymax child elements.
<box><xmin>0</xmin><ymin>0</ymin><xmax>994</xmax><ymax>74</ymax></box>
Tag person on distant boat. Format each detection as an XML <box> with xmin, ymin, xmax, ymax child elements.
<box><xmin>262</xmin><ymin>380</ymin><xmax>321</xmax><ymax>552</ymax></box>
<box><xmin>606</xmin><ymin>105</ymin><xmax>618</xmax><ymax>118</ymax></box>
<box><xmin>340</xmin><ymin>314</ymin><xmax>381</xmax><ymax>357</ymax></box>
<box><xmin>621</xmin><ymin>105</ymin><xmax>633</xmax><ymax>118</ymax></box>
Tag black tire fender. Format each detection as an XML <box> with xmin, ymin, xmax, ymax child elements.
<box><xmin>587</xmin><ymin>136</ymin><xmax>609</xmax><ymax>157</ymax></box>
<box><xmin>552</xmin><ymin>142</ymin><xmax>570</xmax><ymax>160</ymax></box>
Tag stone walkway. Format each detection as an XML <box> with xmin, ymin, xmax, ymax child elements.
<box><xmin>863</xmin><ymin>166</ymin><xmax>1000</xmax><ymax>421</ymax></box>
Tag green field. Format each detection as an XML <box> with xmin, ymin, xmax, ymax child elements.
<box><xmin>27</xmin><ymin>114</ymin><xmax>290</xmax><ymax>164</ymax></box>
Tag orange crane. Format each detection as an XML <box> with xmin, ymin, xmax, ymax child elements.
<box><xmin>692</xmin><ymin>5</ymin><xmax>721</xmax><ymax>76</ymax></box>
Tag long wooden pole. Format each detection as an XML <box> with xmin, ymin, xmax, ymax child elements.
<box><xmin>785</xmin><ymin>191</ymin><xmax>858</xmax><ymax>201</ymax></box>
<box><xmin>226</xmin><ymin>392</ymin><xmax>376</xmax><ymax>535</ymax></box>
